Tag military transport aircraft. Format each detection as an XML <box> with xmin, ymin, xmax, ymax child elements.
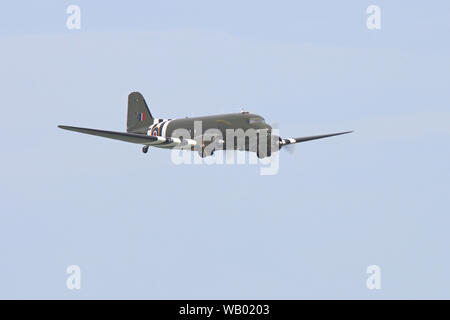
<box><xmin>58</xmin><ymin>92</ymin><xmax>352</xmax><ymax>158</ymax></box>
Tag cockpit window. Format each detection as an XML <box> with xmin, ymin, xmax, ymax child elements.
<box><xmin>248</xmin><ymin>117</ymin><xmax>265</xmax><ymax>124</ymax></box>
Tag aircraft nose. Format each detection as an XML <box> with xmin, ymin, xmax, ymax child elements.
<box><xmin>261</xmin><ymin>123</ymin><xmax>272</xmax><ymax>132</ymax></box>
<box><xmin>255</xmin><ymin>123</ymin><xmax>272</xmax><ymax>134</ymax></box>
<box><xmin>255</xmin><ymin>123</ymin><xmax>272</xmax><ymax>130</ymax></box>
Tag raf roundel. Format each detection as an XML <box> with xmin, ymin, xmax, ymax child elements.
<box><xmin>151</xmin><ymin>127</ymin><xmax>159</xmax><ymax>136</ymax></box>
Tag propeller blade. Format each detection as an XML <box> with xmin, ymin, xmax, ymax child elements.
<box><xmin>284</xmin><ymin>143</ymin><xmax>296</xmax><ymax>154</ymax></box>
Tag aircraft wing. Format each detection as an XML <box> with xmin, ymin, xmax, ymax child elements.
<box><xmin>58</xmin><ymin>125</ymin><xmax>198</xmax><ymax>148</ymax></box>
<box><xmin>58</xmin><ymin>125</ymin><xmax>167</xmax><ymax>144</ymax></box>
<box><xmin>281</xmin><ymin>131</ymin><xmax>353</xmax><ymax>145</ymax></box>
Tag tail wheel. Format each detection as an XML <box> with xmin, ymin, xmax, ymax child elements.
<box><xmin>142</xmin><ymin>146</ymin><xmax>149</xmax><ymax>153</ymax></box>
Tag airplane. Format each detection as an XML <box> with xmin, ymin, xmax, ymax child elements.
<box><xmin>58</xmin><ymin>92</ymin><xmax>352</xmax><ymax>158</ymax></box>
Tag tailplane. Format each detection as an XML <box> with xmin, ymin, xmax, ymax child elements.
<box><xmin>127</xmin><ymin>92</ymin><xmax>153</xmax><ymax>133</ymax></box>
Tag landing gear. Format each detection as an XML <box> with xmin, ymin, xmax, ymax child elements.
<box><xmin>198</xmin><ymin>140</ymin><xmax>208</xmax><ymax>158</ymax></box>
<box><xmin>142</xmin><ymin>146</ymin><xmax>149</xmax><ymax>154</ymax></box>
<box><xmin>256</xmin><ymin>145</ymin><xmax>271</xmax><ymax>159</ymax></box>
<box><xmin>198</xmin><ymin>149</ymin><xmax>208</xmax><ymax>158</ymax></box>
<box><xmin>198</xmin><ymin>145</ymin><xmax>215</xmax><ymax>158</ymax></box>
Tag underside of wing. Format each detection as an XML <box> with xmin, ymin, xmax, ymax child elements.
<box><xmin>58</xmin><ymin>125</ymin><xmax>198</xmax><ymax>148</ymax></box>
<box><xmin>281</xmin><ymin>131</ymin><xmax>353</xmax><ymax>145</ymax></box>
<box><xmin>58</xmin><ymin>125</ymin><xmax>164</xmax><ymax>145</ymax></box>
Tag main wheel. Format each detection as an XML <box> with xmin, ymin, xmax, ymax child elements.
<box><xmin>256</xmin><ymin>146</ymin><xmax>266</xmax><ymax>159</ymax></box>
<box><xmin>198</xmin><ymin>149</ymin><xmax>208</xmax><ymax>158</ymax></box>
<box><xmin>142</xmin><ymin>146</ymin><xmax>149</xmax><ymax>153</ymax></box>
<box><xmin>256</xmin><ymin>143</ymin><xmax>271</xmax><ymax>159</ymax></box>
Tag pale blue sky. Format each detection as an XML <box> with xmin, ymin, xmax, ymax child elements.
<box><xmin>1</xmin><ymin>1</ymin><xmax>450</xmax><ymax>299</ymax></box>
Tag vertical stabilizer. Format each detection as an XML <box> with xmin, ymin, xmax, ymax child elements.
<box><xmin>127</xmin><ymin>92</ymin><xmax>153</xmax><ymax>133</ymax></box>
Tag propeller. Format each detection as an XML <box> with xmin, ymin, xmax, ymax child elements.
<box><xmin>276</xmin><ymin>137</ymin><xmax>296</xmax><ymax>154</ymax></box>
<box><xmin>271</xmin><ymin>123</ymin><xmax>296</xmax><ymax>155</ymax></box>
<box><xmin>284</xmin><ymin>143</ymin><xmax>296</xmax><ymax>154</ymax></box>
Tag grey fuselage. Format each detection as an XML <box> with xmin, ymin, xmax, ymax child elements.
<box><xmin>147</xmin><ymin>112</ymin><xmax>274</xmax><ymax>153</ymax></box>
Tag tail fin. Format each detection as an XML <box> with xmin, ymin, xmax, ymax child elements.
<box><xmin>127</xmin><ymin>92</ymin><xmax>153</xmax><ymax>133</ymax></box>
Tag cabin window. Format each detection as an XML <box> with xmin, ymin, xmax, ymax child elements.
<box><xmin>248</xmin><ymin>117</ymin><xmax>265</xmax><ymax>124</ymax></box>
